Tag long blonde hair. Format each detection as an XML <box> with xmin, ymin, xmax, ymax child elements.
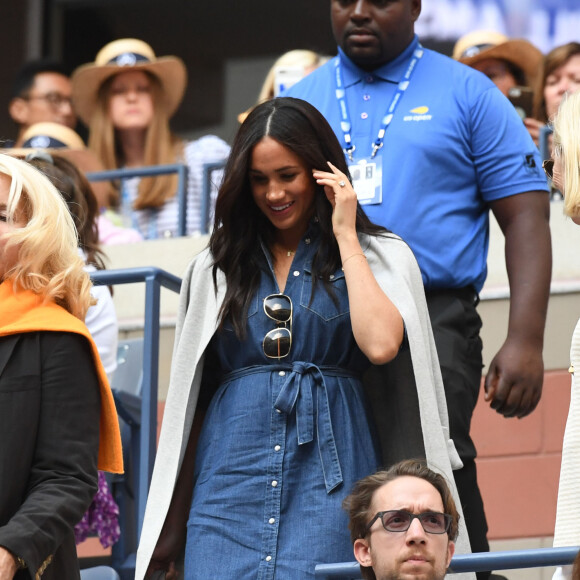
<box><xmin>553</xmin><ymin>92</ymin><xmax>580</xmax><ymax>218</ymax></box>
<box><xmin>88</xmin><ymin>71</ymin><xmax>183</xmax><ymax>210</ymax></box>
<box><xmin>0</xmin><ymin>154</ymin><xmax>92</xmax><ymax>319</ymax></box>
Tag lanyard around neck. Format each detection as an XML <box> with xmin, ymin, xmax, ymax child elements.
<box><xmin>335</xmin><ymin>44</ymin><xmax>424</xmax><ymax>160</ymax></box>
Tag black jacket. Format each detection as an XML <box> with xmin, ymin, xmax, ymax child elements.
<box><xmin>0</xmin><ymin>332</ymin><xmax>101</xmax><ymax>579</ymax></box>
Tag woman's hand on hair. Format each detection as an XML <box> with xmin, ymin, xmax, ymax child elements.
<box><xmin>312</xmin><ymin>162</ymin><xmax>358</xmax><ymax>241</ymax></box>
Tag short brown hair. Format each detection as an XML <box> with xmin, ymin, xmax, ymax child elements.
<box><xmin>343</xmin><ymin>460</ymin><xmax>460</xmax><ymax>580</ymax></box>
<box><xmin>533</xmin><ymin>42</ymin><xmax>580</xmax><ymax>122</ymax></box>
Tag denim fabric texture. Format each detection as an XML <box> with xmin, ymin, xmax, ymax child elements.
<box><xmin>184</xmin><ymin>224</ymin><xmax>379</xmax><ymax>579</ymax></box>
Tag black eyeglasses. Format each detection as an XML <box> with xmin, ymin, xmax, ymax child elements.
<box><xmin>263</xmin><ymin>294</ymin><xmax>292</xmax><ymax>359</ymax></box>
<box><xmin>365</xmin><ymin>510</ymin><xmax>452</xmax><ymax>536</ymax></box>
<box><xmin>23</xmin><ymin>92</ymin><xmax>73</xmax><ymax>110</ymax></box>
<box><xmin>543</xmin><ymin>159</ymin><xmax>554</xmax><ymax>181</ymax></box>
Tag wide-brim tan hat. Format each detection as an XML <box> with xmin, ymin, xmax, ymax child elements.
<box><xmin>21</xmin><ymin>122</ymin><xmax>86</xmax><ymax>150</ymax></box>
<box><xmin>5</xmin><ymin>122</ymin><xmax>86</xmax><ymax>156</ymax></box>
<box><xmin>453</xmin><ymin>30</ymin><xmax>543</xmax><ymax>88</ymax></box>
<box><xmin>71</xmin><ymin>38</ymin><xmax>187</xmax><ymax>125</ymax></box>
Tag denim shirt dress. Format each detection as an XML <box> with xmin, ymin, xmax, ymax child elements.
<box><xmin>184</xmin><ymin>224</ymin><xmax>380</xmax><ymax>579</ymax></box>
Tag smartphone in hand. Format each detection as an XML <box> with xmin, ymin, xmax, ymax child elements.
<box><xmin>508</xmin><ymin>86</ymin><xmax>534</xmax><ymax>119</ymax></box>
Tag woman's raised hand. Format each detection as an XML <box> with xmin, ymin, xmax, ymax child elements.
<box><xmin>313</xmin><ymin>162</ymin><xmax>358</xmax><ymax>240</ymax></box>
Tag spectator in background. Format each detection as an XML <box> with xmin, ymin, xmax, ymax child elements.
<box><xmin>546</xmin><ymin>91</ymin><xmax>580</xmax><ymax>580</ymax></box>
<box><xmin>0</xmin><ymin>153</ymin><xmax>122</xmax><ymax>579</ymax></box>
<box><xmin>534</xmin><ymin>42</ymin><xmax>580</xmax><ymax>124</ymax></box>
<box><xmin>344</xmin><ymin>459</ymin><xmax>459</xmax><ymax>580</ymax></box>
<box><xmin>453</xmin><ymin>30</ymin><xmax>542</xmax><ymax>97</ymax></box>
<box><xmin>286</xmin><ymin>2</ymin><xmax>551</xmax><ymax>578</ymax></box>
<box><xmin>238</xmin><ymin>49</ymin><xmax>329</xmax><ymax>123</ymax></box>
<box><xmin>7</xmin><ymin>59</ymin><xmax>76</xmax><ymax>147</ymax></box>
<box><xmin>530</xmin><ymin>42</ymin><xmax>580</xmax><ymax>149</ymax></box>
<box><xmin>453</xmin><ymin>30</ymin><xmax>543</xmax><ymax>142</ymax></box>
<box><xmin>25</xmin><ymin>152</ymin><xmax>119</xmax><ymax>378</ymax></box>
<box><xmin>71</xmin><ymin>38</ymin><xmax>230</xmax><ymax>240</ymax></box>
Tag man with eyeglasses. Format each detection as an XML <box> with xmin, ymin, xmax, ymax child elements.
<box><xmin>8</xmin><ymin>59</ymin><xmax>76</xmax><ymax>147</ymax></box>
<box><xmin>344</xmin><ymin>459</ymin><xmax>459</xmax><ymax>580</ymax></box>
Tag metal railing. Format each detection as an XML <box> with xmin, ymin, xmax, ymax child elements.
<box><xmin>314</xmin><ymin>546</ymin><xmax>579</xmax><ymax>578</ymax></box>
<box><xmin>86</xmin><ymin>164</ymin><xmax>189</xmax><ymax>237</ymax></box>
<box><xmin>86</xmin><ymin>159</ymin><xmax>228</xmax><ymax>236</ymax></box>
<box><xmin>90</xmin><ymin>267</ymin><xmax>182</xmax><ymax>578</ymax></box>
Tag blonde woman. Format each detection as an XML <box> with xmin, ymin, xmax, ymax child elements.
<box><xmin>72</xmin><ymin>38</ymin><xmax>230</xmax><ymax>239</ymax></box>
<box><xmin>0</xmin><ymin>154</ymin><xmax>122</xmax><ymax>579</ymax></box>
<box><xmin>546</xmin><ymin>91</ymin><xmax>580</xmax><ymax>580</ymax></box>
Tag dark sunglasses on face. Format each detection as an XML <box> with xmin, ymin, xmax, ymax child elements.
<box><xmin>543</xmin><ymin>159</ymin><xmax>554</xmax><ymax>181</ymax></box>
<box><xmin>365</xmin><ymin>510</ymin><xmax>453</xmax><ymax>536</ymax></box>
<box><xmin>262</xmin><ymin>294</ymin><xmax>292</xmax><ymax>359</ymax></box>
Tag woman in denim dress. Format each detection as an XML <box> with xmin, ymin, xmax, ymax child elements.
<box><xmin>140</xmin><ymin>97</ymin><xmax>432</xmax><ymax>579</ymax></box>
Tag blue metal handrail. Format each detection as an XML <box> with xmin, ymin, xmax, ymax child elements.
<box><xmin>314</xmin><ymin>546</ymin><xmax>580</xmax><ymax>578</ymax></box>
<box><xmin>90</xmin><ymin>267</ymin><xmax>181</xmax><ymax>577</ymax></box>
<box><xmin>86</xmin><ymin>164</ymin><xmax>189</xmax><ymax>236</ymax></box>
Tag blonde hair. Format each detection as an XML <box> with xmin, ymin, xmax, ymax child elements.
<box><xmin>88</xmin><ymin>71</ymin><xmax>183</xmax><ymax>210</ymax></box>
<box><xmin>257</xmin><ymin>50</ymin><xmax>329</xmax><ymax>104</ymax></box>
<box><xmin>0</xmin><ymin>154</ymin><xmax>92</xmax><ymax>319</ymax></box>
<box><xmin>553</xmin><ymin>91</ymin><xmax>580</xmax><ymax>218</ymax></box>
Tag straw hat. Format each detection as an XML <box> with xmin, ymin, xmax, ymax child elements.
<box><xmin>453</xmin><ymin>30</ymin><xmax>543</xmax><ymax>87</ymax></box>
<box><xmin>20</xmin><ymin>122</ymin><xmax>86</xmax><ymax>150</ymax></box>
<box><xmin>71</xmin><ymin>38</ymin><xmax>187</xmax><ymax>125</ymax></box>
<box><xmin>4</xmin><ymin>122</ymin><xmax>113</xmax><ymax>206</ymax></box>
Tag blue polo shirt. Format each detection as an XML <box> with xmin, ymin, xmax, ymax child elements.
<box><xmin>285</xmin><ymin>36</ymin><xmax>549</xmax><ymax>292</ymax></box>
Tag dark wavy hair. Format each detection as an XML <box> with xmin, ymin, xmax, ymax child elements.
<box><xmin>210</xmin><ymin>96</ymin><xmax>386</xmax><ymax>338</ymax></box>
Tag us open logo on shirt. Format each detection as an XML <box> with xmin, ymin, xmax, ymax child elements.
<box><xmin>403</xmin><ymin>106</ymin><xmax>432</xmax><ymax>122</ymax></box>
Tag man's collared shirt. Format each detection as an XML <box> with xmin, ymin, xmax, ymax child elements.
<box><xmin>286</xmin><ymin>36</ymin><xmax>549</xmax><ymax>291</ymax></box>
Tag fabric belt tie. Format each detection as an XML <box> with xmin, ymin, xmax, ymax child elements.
<box><xmin>274</xmin><ymin>361</ymin><xmax>347</xmax><ymax>494</ymax></box>
<box><xmin>221</xmin><ymin>363</ymin><xmax>359</xmax><ymax>494</ymax></box>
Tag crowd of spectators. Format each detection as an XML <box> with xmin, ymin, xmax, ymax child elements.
<box><xmin>1</xmin><ymin>10</ymin><xmax>580</xmax><ymax>580</ymax></box>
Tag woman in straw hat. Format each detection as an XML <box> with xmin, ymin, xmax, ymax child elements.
<box><xmin>453</xmin><ymin>30</ymin><xmax>545</xmax><ymax>146</ymax></box>
<box><xmin>453</xmin><ymin>30</ymin><xmax>542</xmax><ymax>97</ymax></box>
<box><xmin>71</xmin><ymin>38</ymin><xmax>230</xmax><ymax>240</ymax></box>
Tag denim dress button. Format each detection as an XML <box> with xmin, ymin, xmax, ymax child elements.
<box><xmin>271</xmin><ymin>480</ymin><xmax>278</xmax><ymax>487</ymax></box>
<box><xmin>293</xmin><ymin>270</ymin><xmax>300</xmax><ymax>277</ymax></box>
<box><xmin>279</xmin><ymin>371</ymin><xmax>286</xmax><ymax>377</ymax></box>
<box><xmin>269</xmin><ymin>518</ymin><xmax>275</xmax><ymax>524</ymax></box>
<box><xmin>266</xmin><ymin>555</ymin><xmax>272</xmax><ymax>562</ymax></box>
<box><xmin>274</xmin><ymin>445</ymin><xmax>281</xmax><ymax>451</ymax></box>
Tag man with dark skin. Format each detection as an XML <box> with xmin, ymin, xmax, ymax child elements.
<box><xmin>8</xmin><ymin>60</ymin><xmax>76</xmax><ymax>147</ymax></box>
<box><xmin>287</xmin><ymin>2</ymin><xmax>552</xmax><ymax>578</ymax></box>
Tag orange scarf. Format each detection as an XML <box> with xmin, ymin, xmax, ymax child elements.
<box><xmin>0</xmin><ymin>280</ymin><xmax>123</xmax><ymax>474</ymax></box>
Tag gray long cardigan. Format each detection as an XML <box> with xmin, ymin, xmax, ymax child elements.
<box><xmin>136</xmin><ymin>233</ymin><xmax>475</xmax><ymax>580</ymax></box>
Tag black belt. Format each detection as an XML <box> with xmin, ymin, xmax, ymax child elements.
<box><xmin>425</xmin><ymin>285</ymin><xmax>479</xmax><ymax>307</ymax></box>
